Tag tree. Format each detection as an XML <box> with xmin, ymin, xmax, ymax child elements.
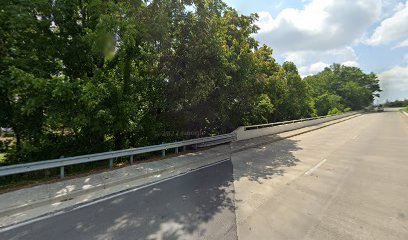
<box><xmin>277</xmin><ymin>62</ymin><xmax>313</xmax><ymax>120</ymax></box>
<box><xmin>0</xmin><ymin>1</ymin><xmax>382</xmax><ymax>164</ymax></box>
<box><xmin>305</xmin><ymin>64</ymin><xmax>381</xmax><ymax>115</ymax></box>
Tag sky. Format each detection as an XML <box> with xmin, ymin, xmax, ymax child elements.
<box><xmin>224</xmin><ymin>0</ymin><xmax>408</xmax><ymax>102</ymax></box>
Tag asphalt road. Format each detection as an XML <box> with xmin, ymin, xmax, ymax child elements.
<box><xmin>0</xmin><ymin>160</ymin><xmax>238</xmax><ymax>240</ymax></box>
<box><xmin>1</xmin><ymin>110</ymin><xmax>408</xmax><ymax>240</ymax></box>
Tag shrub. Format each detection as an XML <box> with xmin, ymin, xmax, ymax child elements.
<box><xmin>328</xmin><ymin>107</ymin><xmax>342</xmax><ymax>115</ymax></box>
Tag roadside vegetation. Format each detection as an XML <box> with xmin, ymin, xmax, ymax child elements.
<box><xmin>383</xmin><ymin>99</ymin><xmax>408</xmax><ymax>108</ymax></box>
<box><xmin>0</xmin><ymin>0</ymin><xmax>381</xmax><ymax>166</ymax></box>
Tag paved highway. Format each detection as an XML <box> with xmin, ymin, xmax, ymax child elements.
<box><xmin>1</xmin><ymin>111</ymin><xmax>408</xmax><ymax>239</ymax></box>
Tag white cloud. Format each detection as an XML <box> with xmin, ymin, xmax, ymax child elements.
<box><xmin>393</xmin><ymin>1</ymin><xmax>406</xmax><ymax>11</ymax></box>
<box><xmin>380</xmin><ymin>0</ymin><xmax>405</xmax><ymax>18</ymax></box>
<box><xmin>284</xmin><ymin>47</ymin><xmax>358</xmax><ymax>65</ymax></box>
<box><xmin>396</xmin><ymin>39</ymin><xmax>408</xmax><ymax>48</ymax></box>
<box><xmin>378</xmin><ymin>65</ymin><xmax>408</xmax><ymax>101</ymax></box>
<box><xmin>379</xmin><ymin>65</ymin><xmax>408</xmax><ymax>91</ymax></box>
<box><xmin>253</xmin><ymin>0</ymin><xmax>385</xmax><ymax>77</ymax></box>
<box><xmin>366</xmin><ymin>1</ymin><xmax>408</xmax><ymax>47</ymax></box>
<box><xmin>342</xmin><ymin>61</ymin><xmax>360</xmax><ymax>67</ymax></box>
<box><xmin>283</xmin><ymin>47</ymin><xmax>359</xmax><ymax>76</ymax></box>
<box><xmin>298</xmin><ymin>59</ymin><xmax>359</xmax><ymax>77</ymax></box>
<box><xmin>255</xmin><ymin>0</ymin><xmax>382</xmax><ymax>52</ymax></box>
<box><xmin>299</xmin><ymin>62</ymin><xmax>329</xmax><ymax>76</ymax></box>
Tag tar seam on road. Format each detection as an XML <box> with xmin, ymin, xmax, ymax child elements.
<box><xmin>0</xmin><ymin>157</ymin><xmax>233</xmax><ymax>233</ymax></box>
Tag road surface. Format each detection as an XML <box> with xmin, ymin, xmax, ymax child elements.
<box><xmin>1</xmin><ymin>111</ymin><xmax>408</xmax><ymax>239</ymax></box>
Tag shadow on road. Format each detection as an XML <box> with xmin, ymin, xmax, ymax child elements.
<box><xmin>1</xmin><ymin>138</ymin><xmax>301</xmax><ymax>240</ymax></box>
<box><xmin>232</xmin><ymin>137</ymin><xmax>301</xmax><ymax>183</ymax></box>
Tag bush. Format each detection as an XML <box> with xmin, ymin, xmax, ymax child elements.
<box><xmin>0</xmin><ymin>139</ymin><xmax>13</xmax><ymax>152</ymax></box>
<box><xmin>314</xmin><ymin>93</ymin><xmax>344</xmax><ymax>116</ymax></box>
<box><xmin>328</xmin><ymin>107</ymin><xmax>342</xmax><ymax>115</ymax></box>
<box><xmin>3</xmin><ymin>133</ymin><xmax>112</xmax><ymax>165</ymax></box>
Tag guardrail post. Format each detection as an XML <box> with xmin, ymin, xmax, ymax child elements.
<box><xmin>109</xmin><ymin>158</ymin><xmax>113</xmax><ymax>169</ymax></box>
<box><xmin>130</xmin><ymin>155</ymin><xmax>134</xmax><ymax>165</ymax></box>
<box><xmin>59</xmin><ymin>156</ymin><xmax>64</xmax><ymax>179</ymax></box>
<box><xmin>175</xmin><ymin>147</ymin><xmax>179</xmax><ymax>154</ymax></box>
<box><xmin>60</xmin><ymin>167</ymin><xmax>64</xmax><ymax>179</ymax></box>
<box><xmin>162</xmin><ymin>149</ymin><xmax>166</xmax><ymax>157</ymax></box>
<box><xmin>183</xmin><ymin>146</ymin><xmax>186</xmax><ymax>152</ymax></box>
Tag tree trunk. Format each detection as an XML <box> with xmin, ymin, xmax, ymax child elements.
<box><xmin>114</xmin><ymin>132</ymin><xmax>124</xmax><ymax>150</ymax></box>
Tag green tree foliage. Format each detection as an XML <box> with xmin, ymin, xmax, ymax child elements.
<box><xmin>305</xmin><ymin>64</ymin><xmax>381</xmax><ymax>115</ymax></box>
<box><xmin>276</xmin><ymin>62</ymin><xmax>314</xmax><ymax>120</ymax></box>
<box><xmin>383</xmin><ymin>99</ymin><xmax>408</xmax><ymax>107</ymax></box>
<box><xmin>313</xmin><ymin>93</ymin><xmax>344</xmax><ymax>116</ymax></box>
<box><xmin>0</xmin><ymin>0</ymin><xmax>381</xmax><ymax>163</ymax></box>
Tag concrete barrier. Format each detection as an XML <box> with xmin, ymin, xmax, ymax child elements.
<box><xmin>234</xmin><ymin>112</ymin><xmax>359</xmax><ymax>141</ymax></box>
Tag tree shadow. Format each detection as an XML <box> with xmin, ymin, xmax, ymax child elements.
<box><xmin>232</xmin><ymin>137</ymin><xmax>302</xmax><ymax>183</ymax></box>
<box><xmin>1</xmin><ymin>138</ymin><xmax>301</xmax><ymax>240</ymax></box>
<box><xmin>1</xmin><ymin>161</ymin><xmax>237</xmax><ymax>240</ymax></box>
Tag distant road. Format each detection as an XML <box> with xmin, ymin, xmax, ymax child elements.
<box><xmin>1</xmin><ymin>111</ymin><xmax>408</xmax><ymax>240</ymax></box>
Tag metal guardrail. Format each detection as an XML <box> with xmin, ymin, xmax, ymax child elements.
<box><xmin>244</xmin><ymin>115</ymin><xmax>332</xmax><ymax>131</ymax></box>
<box><xmin>0</xmin><ymin>112</ymin><xmax>359</xmax><ymax>180</ymax></box>
<box><xmin>0</xmin><ymin>133</ymin><xmax>236</xmax><ymax>179</ymax></box>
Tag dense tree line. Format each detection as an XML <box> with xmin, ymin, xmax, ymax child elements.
<box><xmin>304</xmin><ymin>64</ymin><xmax>381</xmax><ymax>115</ymax></box>
<box><xmin>383</xmin><ymin>99</ymin><xmax>408</xmax><ymax>107</ymax></box>
<box><xmin>0</xmin><ymin>0</ymin><xmax>380</xmax><ymax>163</ymax></box>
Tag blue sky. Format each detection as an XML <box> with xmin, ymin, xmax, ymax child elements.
<box><xmin>224</xmin><ymin>0</ymin><xmax>408</xmax><ymax>102</ymax></box>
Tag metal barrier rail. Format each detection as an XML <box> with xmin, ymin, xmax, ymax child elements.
<box><xmin>0</xmin><ymin>133</ymin><xmax>236</xmax><ymax>179</ymax></box>
<box><xmin>0</xmin><ymin>112</ymin><xmax>359</xmax><ymax>179</ymax></box>
<box><xmin>244</xmin><ymin>115</ymin><xmax>331</xmax><ymax>131</ymax></box>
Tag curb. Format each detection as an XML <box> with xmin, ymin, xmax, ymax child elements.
<box><xmin>0</xmin><ymin>113</ymin><xmax>362</xmax><ymax>219</ymax></box>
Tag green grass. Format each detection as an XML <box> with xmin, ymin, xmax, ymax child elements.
<box><xmin>405</xmin><ymin>106</ymin><xmax>408</xmax><ymax>112</ymax></box>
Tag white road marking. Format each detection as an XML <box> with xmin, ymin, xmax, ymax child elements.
<box><xmin>0</xmin><ymin>157</ymin><xmax>231</xmax><ymax>232</ymax></box>
<box><xmin>305</xmin><ymin>159</ymin><xmax>327</xmax><ymax>176</ymax></box>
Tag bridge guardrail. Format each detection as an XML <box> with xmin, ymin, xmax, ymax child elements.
<box><xmin>0</xmin><ymin>111</ymin><xmax>360</xmax><ymax>179</ymax></box>
<box><xmin>243</xmin><ymin>115</ymin><xmax>329</xmax><ymax>130</ymax></box>
<box><xmin>235</xmin><ymin>111</ymin><xmax>360</xmax><ymax>141</ymax></box>
<box><xmin>0</xmin><ymin>133</ymin><xmax>236</xmax><ymax>179</ymax></box>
